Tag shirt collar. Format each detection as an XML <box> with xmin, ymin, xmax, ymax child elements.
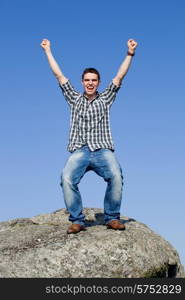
<box><xmin>83</xmin><ymin>91</ymin><xmax>99</xmax><ymax>102</ymax></box>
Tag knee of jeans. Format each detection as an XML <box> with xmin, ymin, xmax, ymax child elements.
<box><xmin>60</xmin><ymin>172</ymin><xmax>72</xmax><ymax>186</ymax></box>
<box><xmin>61</xmin><ymin>169</ymin><xmax>80</xmax><ymax>186</ymax></box>
<box><xmin>109</xmin><ymin>171</ymin><xmax>123</xmax><ymax>186</ymax></box>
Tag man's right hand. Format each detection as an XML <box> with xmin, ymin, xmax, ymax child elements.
<box><xmin>40</xmin><ymin>39</ymin><xmax>51</xmax><ymax>51</ymax></box>
<box><xmin>40</xmin><ymin>38</ymin><xmax>68</xmax><ymax>84</ymax></box>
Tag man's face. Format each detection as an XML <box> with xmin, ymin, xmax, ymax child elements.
<box><xmin>82</xmin><ymin>73</ymin><xmax>100</xmax><ymax>98</ymax></box>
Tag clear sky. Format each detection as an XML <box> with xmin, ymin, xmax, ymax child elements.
<box><xmin>1</xmin><ymin>0</ymin><xmax>185</xmax><ymax>268</ymax></box>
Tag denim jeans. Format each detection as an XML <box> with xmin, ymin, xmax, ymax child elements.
<box><xmin>60</xmin><ymin>145</ymin><xmax>123</xmax><ymax>225</ymax></box>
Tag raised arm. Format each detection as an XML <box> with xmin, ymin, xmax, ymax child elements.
<box><xmin>40</xmin><ymin>39</ymin><xmax>68</xmax><ymax>85</ymax></box>
<box><xmin>113</xmin><ymin>39</ymin><xmax>138</xmax><ymax>87</ymax></box>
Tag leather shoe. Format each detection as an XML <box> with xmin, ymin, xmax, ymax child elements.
<box><xmin>67</xmin><ymin>223</ymin><xmax>86</xmax><ymax>234</ymax></box>
<box><xmin>106</xmin><ymin>220</ymin><xmax>125</xmax><ymax>230</ymax></box>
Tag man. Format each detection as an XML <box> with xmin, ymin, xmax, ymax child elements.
<box><xmin>40</xmin><ymin>38</ymin><xmax>138</xmax><ymax>234</ymax></box>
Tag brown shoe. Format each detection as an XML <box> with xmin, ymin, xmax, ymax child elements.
<box><xmin>106</xmin><ymin>220</ymin><xmax>125</xmax><ymax>230</ymax></box>
<box><xmin>67</xmin><ymin>223</ymin><xmax>86</xmax><ymax>234</ymax></box>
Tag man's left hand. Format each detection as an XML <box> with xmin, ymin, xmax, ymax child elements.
<box><xmin>127</xmin><ymin>39</ymin><xmax>138</xmax><ymax>54</ymax></box>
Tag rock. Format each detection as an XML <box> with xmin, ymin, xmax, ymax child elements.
<box><xmin>0</xmin><ymin>208</ymin><xmax>184</xmax><ymax>278</ymax></box>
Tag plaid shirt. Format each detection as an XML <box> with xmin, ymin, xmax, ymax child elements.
<box><xmin>59</xmin><ymin>80</ymin><xmax>120</xmax><ymax>152</ymax></box>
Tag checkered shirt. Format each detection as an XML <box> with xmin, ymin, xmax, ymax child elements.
<box><xmin>59</xmin><ymin>80</ymin><xmax>120</xmax><ymax>152</ymax></box>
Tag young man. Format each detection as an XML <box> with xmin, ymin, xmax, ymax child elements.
<box><xmin>40</xmin><ymin>38</ymin><xmax>138</xmax><ymax>234</ymax></box>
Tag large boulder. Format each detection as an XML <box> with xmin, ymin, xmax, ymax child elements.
<box><xmin>0</xmin><ymin>208</ymin><xmax>184</xmax><ymax>278</ymax></box>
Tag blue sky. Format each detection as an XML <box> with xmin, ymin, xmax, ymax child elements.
<box><xmin>1</xmin><ymin>0</ymin><xmax>185</xmax><ymax>268</ymax></box>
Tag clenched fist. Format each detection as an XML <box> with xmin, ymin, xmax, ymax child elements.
<box><xmin>127</xmin><ymin>39</ymin><xmax>138</xmax><ymax>54</ymax></box>
<box><xmin>40</xmin><ymin>39</ymin><xmax>51</xmax><ymax>51</ymax></box>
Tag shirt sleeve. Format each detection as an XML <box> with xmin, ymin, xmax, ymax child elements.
<box><xmin>100</xmin><ymin>81</ymin><xmax>121</xmax><ymax>106</ymax></box>
<box><xmin>59</xmin><ymin>80</ymin><xmax>80</xmax><ymax>105</ymax></box>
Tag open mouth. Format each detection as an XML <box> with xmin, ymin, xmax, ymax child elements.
<box><xmin>87</xmin><ymin>87</ymin><xmax>94</xmax><ymax>91</ymax></box>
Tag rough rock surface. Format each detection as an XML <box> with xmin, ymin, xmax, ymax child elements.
<box><xmin>0</xmin><ymin>208</ymin><xmax>184</xmax><ymax>278</ymax></box>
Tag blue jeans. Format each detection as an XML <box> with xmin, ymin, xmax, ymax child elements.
<box><xmin>60</xmin><ymin>145</ymin><xmax>123</xmax><ymax>225</ymax></box>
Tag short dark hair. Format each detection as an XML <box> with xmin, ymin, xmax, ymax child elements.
<box><xmin>82</xmin><ymin>67</ymin><xmax>100</xmax><ymax>81</ymax></box>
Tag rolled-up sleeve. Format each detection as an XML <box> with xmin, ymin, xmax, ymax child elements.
<box><xmin>59</xmin><ymin>80</ymin><xmax>80</xmax><ymax>105</ymax></box>
<box><xmin>100</xmin><ymin>81</ymin><xmax>121</xmax><ymax>106</ymax></box>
